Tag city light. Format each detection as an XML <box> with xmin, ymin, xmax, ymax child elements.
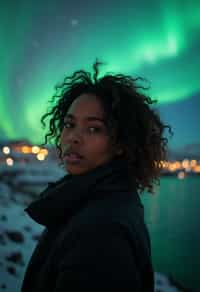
<box><xmin>2</xmin><ymin>146</ymin><xmax>10</xmax><ymax>154</ymax></box>
<box><xmin>32</xmin><ymin>146</ymin><xmax>40</xmax><ymax>154</ymax></box>
<box><xmin>21</xmin><ymin>146</ymin><xmax>31</xmax><ymax>153</ymax></box>
<box><xmin>193</xmin><ymin>165</ymin><xmax>200</xmax><ymax>173</ymax></box>
<box><xmin>36</xmin><ymin>153</ymin><xmax>45</xmax><ymax>161</ymax></box>
<box><xmin>1</xmin><ymin>143</ymin><xmax>200</xmax><ymax>178</ymax></box>
<box><xmin>161</xmin><ymin>159</ymin><xmax>200</xmax><ymax>174</ymax></box>
<box><xmin>190</xmin><ymin>160</ymin><xmax>197</xmax><ymax>167</ymax></box>
<box><xmin>168</xmin><ymin>163</ymin><xmax>177</xmax><ymax>172</ymax></box>
<box><xmin>6</xmin><ymin>157</ymin><xmax>14</xmax><ymax>166</ymax></box>
<box><xmin>182</xmin><ymin>159</ymin><xmax>190</xmax><ymax>169</ymax></box>
<box><xmin>39</xmin><ymin>148</ymin><xmax>48</xmax><ymax>156</ymax></box>
<box><xmin>177</xmin><ymin>171</ymin><xmax>185</xmax><ymax>179</ymax></box>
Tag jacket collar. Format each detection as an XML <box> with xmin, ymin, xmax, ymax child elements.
<box><xmin>25</xmin><ymin>157</ymin><xmax>138</xmax><ymax>228</ymax></box>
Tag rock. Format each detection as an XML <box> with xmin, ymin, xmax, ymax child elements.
<box><xmin>0</xmin><ymin>234</ymin><xmax>6</xmax><ymax>245</ymax></box>
<box><xmin>32</xmin><ymin>233</ymin><xmax>41</xmax><ymax>241</ymax></box>
<box><xmin>0</xmin><ymin>283</ymin><xmax>7</xmax><ymax>289</ymax></box>
<box><xmin>168</xmin><ymin>274</ymin><xmax>194</xmax><ymax>292</ymax></box>
<box><xmin>5</xmin><ymin>230</ymin><xmax>25</xmax><ymax>243</ymax></box>
<box><xmin>23</xmin><ymin>225</ymin><xmax>32</xmax><ymax>232</ymax></box>
<box><xmin>0</xmin><ymin>214</ymin><xmax>7</xmax><ymax>221</ymax></box>
<box><xmin>6</xmin><ymin>265</ymin><xmax>17</xmax><ymax>276</ymax></box>
<box><xmin>5</xmin><ymin>251</ymin><xmax>24</xmax><ymax>266</ymax></box>
<box><xmin>155</xmin><ymin>272</ymin><xmax>181</xmax><ymax>291</ymax></box>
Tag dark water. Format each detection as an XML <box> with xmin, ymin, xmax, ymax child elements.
<box><xmin>141</xmin><ymin>176</ymin><xmax>200</xmax><ymax>291</ymax></box>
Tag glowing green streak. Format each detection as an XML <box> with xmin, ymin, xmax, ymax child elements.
<box><xmin>0</xmin><ymin>1</ymin><xmax>36</xmax><ymax>140</ymax></box>
<box><xmin>1</xmin><ymin>0</ymin><xmax>200</xmax><ymax>143</ymax></box>
<box><xmin>0</xmin><ymin>89</ymin><xmax>15</xmax><ymax>137</ymax></box>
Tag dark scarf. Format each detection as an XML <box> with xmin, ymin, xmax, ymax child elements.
<box><xmin>25</xmin><ymin>156</ymin><xmax>139</xmax><ymax>228</ymax></box>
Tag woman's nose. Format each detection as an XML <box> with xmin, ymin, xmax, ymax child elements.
<box><xmin>66</xmin><ymin>128</ymin><xmax>83</xmax><ymax>144</ymax></box>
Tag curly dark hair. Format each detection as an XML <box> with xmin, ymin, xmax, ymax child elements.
<box><xmin>40</xmin><ymin>59</ymin><xmax>173</xmax><ymax>194</ymax></box>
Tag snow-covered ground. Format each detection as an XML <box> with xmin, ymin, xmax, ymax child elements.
<box><xmin>0</xmin><ymin>189</ymin><xmax>43</xmax><ymax>291</ymax></box>
<box><xmin>0</xmin><ymin>160</ymin><xmax>191</xmax><ymax>291</ymax></box>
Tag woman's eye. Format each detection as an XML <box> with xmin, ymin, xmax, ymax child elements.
<box><xmin>88</xmin><ymin>127</ymin><xmax>101</xmax><ymax>133</ymax></box>
<box><xmin>64</xmin><ymin>121</ymin><xmax>73</xmax><ymax>128</ymax></box>
<box><xmin>63</xmin><ymin>122</ymin><xmax>101</xmax><ymax>133</ymax></box>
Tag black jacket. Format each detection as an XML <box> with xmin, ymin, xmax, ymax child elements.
<box><xmin>21</xmin><ymin>157</ymin><xmax>154</xmax><ymax>291</ymax></box>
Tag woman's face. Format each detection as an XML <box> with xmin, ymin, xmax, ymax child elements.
<box><xmin>60</xmin><ymin>93</ymin><xmax>119</xmax><ymax>175</ymax></box>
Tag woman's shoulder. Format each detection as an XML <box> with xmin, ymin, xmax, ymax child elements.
<box><xmin>59</xmin><ymin>189</ymin><xmax>144</xmax><ymax>238</ymax></box>
<box><xmin>57</xmin><ymin>212</ymin><xmax>148</xmax><ymax>257</ymax></box>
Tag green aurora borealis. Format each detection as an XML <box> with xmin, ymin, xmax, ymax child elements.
<box><xmin>0</xmin><ymin>0</ymin><xmax>200</xmax><ymax>146</ymax></box>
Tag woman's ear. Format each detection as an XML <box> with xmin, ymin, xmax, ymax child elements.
<box><xmin>112</xmin><ymin>136</ymin><xmax>123</xmax><ymax>156</ymax></box>
<box><xmin>115</xmin><ymin>145</ymin><xmax>123</xmax><ymax>156</ymax></box>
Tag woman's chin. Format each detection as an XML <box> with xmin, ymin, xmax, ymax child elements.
<box><xmin>65</xmin><ymin>164</ymin><xmax>87</xmax><ymax>175</ymax></box>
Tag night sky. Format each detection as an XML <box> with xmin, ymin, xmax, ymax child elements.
<box><xmin>0</xmin><ymin>0</ymin><xmax>200</xmax><ymax>150</ymax></box>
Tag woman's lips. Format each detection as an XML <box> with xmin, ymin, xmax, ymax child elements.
<box><xmin>64</xmin><ymin>153</ymin><xmax>83</xmax><ymax>164</ymax></box>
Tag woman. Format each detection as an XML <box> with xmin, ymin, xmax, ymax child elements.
<box><xmin>21</xmin><ymin>60</ymin><xmax>171</xmax><ymax>291</ymax></box>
